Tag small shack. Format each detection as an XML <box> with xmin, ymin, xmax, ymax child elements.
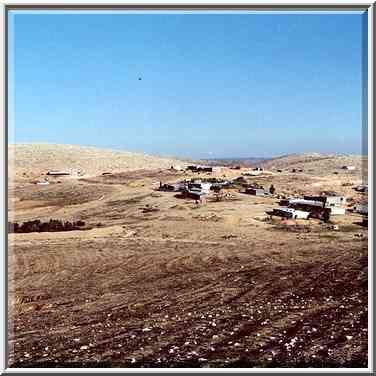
<box><xmin>186</xmin><ymin>165</ymin><xmax>213</xmax><ymax>173</ymax></box>
<box><xmin>243</xmin><ymin>170</ymin><xmax>262</xmax><ymax>176</ymax></box>
<box><xmin>267</xmin><ymin>207</ymin><xmax>310</xmax><ymax>220</ymax></box>
<box><xmin>210</xmin><ymin>181</ymin><xmax>230</xmax><ymax>190</ymax></box>
<box><xmin>278</xmin><ymin>198</ymin><xmax>333</xmax><ymax>218</ymax></box>
<box><xmin>188</xmin><ymin>182</ymin><xmax>211</xmax><ymax>193</ymax></box>
<box><xmin>304</xmin><ymin>195</ymin><xmax>346</xmax><ymax>208</ymax></box>
<box><xmin>245</xmin><ymin>187</ymin><xmax>266</xmax><ymax>196</ymax></box>
<box><xmin>181</xmin><ymin>190</ymin><xmax>207</xmax><ymax>200</ymax></box>
<box><xmin>159</xmin><ymin>183</ymin><xmax>179</xmax><ymax>192</ymax></box>
<box><xmin>354</xmin><ymin>185</ymin><xmax>368</xmax><ymax>193</ymax></box>
<box><xmin>46</xmin><ymin>170</ymin><xmax>70</xmax><ymax>176</ymax></box>
<box><xmin>353</xmin><ymin>203</ymin><xmax>368</xmax><ymax>215</ymax></box>
<box><xmin>170</xmin><ymin>165</ymin><xmax>184</xmax><ymax>171</ymax></box>
<box><xmin>281</xmin><ymin>198</ymin><xmax>323</xmax><ymax>207</ymax></box>
<box><xmin>342</xmin><ymin>165</ymin><xmax>356</xmax><ymax>171</ymax></box>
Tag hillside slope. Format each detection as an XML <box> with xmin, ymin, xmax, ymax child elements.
<box><xmin>9</xmin><ymin>144</ymin><xmax>187</xmax><ymax>179</ymax></box>
<box><xmin>260</xmin><ymin>153</ymin><xmax>367</xmax><ymax>174</ymax></box>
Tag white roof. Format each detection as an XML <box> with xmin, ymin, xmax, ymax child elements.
<box><xmin>275</xmin><ymin>207</ymin><xmax>295</xmax><ymax>213</ymax></box>
<box><xmin>275</xmin><ymin>207</ymin><xmax>310</xmax><ymax>215</ymax></box>
<box><xmin>187</xmin><ymin>189</ymin><xmax>207</xmax><ymax>196</ymax></box>
<box><xmin>288</xmin><ymin>199</ymin><xmax>323</xmax><ymax>207</ymax></box>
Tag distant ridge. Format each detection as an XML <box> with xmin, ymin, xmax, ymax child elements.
<box><xmin>200</xmin><ymin>152</ymin><xmax>366</xmax><ymax>173</ymax></box>
<box><xmin>201</xmin><ymin>157</ymin><xmax>270</xmax><ymax>167</ymax></box>
<box><xmin>259</xmin><ymin>153</ymin><xmax>367</xmax><ymax>174</ymax></box>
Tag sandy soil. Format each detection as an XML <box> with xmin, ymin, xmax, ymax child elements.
<box><xmin>7</xmin><ymin>145</ymin><xmax>368</xmax><ymax>368</ymax></box>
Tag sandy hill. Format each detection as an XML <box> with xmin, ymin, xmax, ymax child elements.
<box><xmin>9</xmin><ymin>144</ymin><xmax>187</xmax><ymax>179</ymax></box>
<box><xmin>260</xmin><ymin>153</ymin><xmax>367</xmax><ymax>174</ymax></box>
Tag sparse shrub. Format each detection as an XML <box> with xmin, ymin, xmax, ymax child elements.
<box><xmin>8</xmin><ymin>218</ymin><xmax>88</xmax><ymax>233</ymax></box>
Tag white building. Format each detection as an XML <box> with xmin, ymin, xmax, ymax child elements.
<box><xmin>303</xmin><ymin>195</ymin><xmax>347</xmax><ymax>210</ymax></box>
<box><xmin>354</xmin><ymin>204</ymin><xmax>368</xmax><ymax>215</ymax></box>
<box><xmin>242</xmin><ymin>170</ymin><xmax>262</xmax><ymax>176</ymax></box>
<box><xmin>188</xmin><ymin>182</ymin><xmax>212</xmax><ymax>194</ymax></box>
<box><xmin>342</xmin><ymin>165</ymin><xmax>356</xmax><ymax>171</ymax></box>
<box><xmin>286</xmin><ymin>197</ymin><xmax>346</xmax><ymax>216</ymax></box>
<box><xmin>272</xmin><ymin>207</ymin><xmax>311</xmax><ymax>219</ymax></box>
<box><xmin>329</xmin><ymin>206</ymin><xmax>346</xmax><ymax>215</ymax></box>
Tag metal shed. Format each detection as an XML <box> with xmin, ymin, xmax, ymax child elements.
<box><xmin>245</xmin><ymin>187</ymin><xmax>266</xmax><ymax>196</ymax></box>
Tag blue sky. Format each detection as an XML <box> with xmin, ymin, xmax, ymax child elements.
<box><xmin>8</xmin><ymin>11</ymin><xmax>367</xmax><ymax>159</ymax></box>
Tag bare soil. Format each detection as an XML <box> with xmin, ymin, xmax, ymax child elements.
<box><xmin>8</xmin><ymin>145</ymin><xmax>368</xmax><ymax>368</ymax></box>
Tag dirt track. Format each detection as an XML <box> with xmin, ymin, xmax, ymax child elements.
<box><xmin>8</xmin><ymin>155</ymin><xmax>368</xmax><ymax>368</ymax></box>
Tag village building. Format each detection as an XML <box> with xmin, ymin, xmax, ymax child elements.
<box><xmin>46</xmin><ymin>170</ymin><xmax>70</xmax><ymax>176</ymax></box>
<box><xmin>159</xmin><ymin>181</ymin><xmax>187</xmax><ymax>192</ymax></box>
<box><xmin>188</xmin><ymin>182</ymin><xmax>211</xmax><ymax>194</ymax></box>
<box><xmin>281</xmin><ymin>198</ymin><xmax>323</xmax><ymax>208</ymax></box>
<box><xmin>170</xmin><ymin>165</ymin><xmax>183</xmax><ymax>171</ymax></box>
<box><xmin>180</xmin><ymin>189</ymin><xmax>207</xmax><ymax>200</ymax></box>
<box><xmin>244</xmin><ymin>187</ymin><xmax>266</xmax><ymax>196</ymax></box>
<box><xmin>159</xmin><ymin>183</ymin><xmax>179</xmax><ymax>192</ymax></box>
<box><xmin>267</xmin><ymin>207</ymin><xmax>311</xmax><ymax>219</ymax></box>
<box><xmin>279</xmin><ymin>197</ymin><xmax>344</xmax><ymax>217</ymax></box>
<box><xmin>304</xmin><ymin>195</ymin><xmax>347</xmax><ymax>207</ymax></box>
<box><xmin>353</xmin><ymin>203</ymin><xmax>368</xmax><ymax>215</ymax></box>
<box><xmin>354</xmin><ymin>184</ymin><xmax>368</xmax><ymax>193</ymax></box>
<box><xmin>242</xmin><ymin>170</ymin><xmax>263</xmax><ymax>176</ymax></box>
<box><xmin>186</xmin><ymin>165</ymin><xmax>213</xmax><ymax>173</ymax></box>
<box><xmin>342</xmin><ymin>165</ymin><xmax>356</xmax><ymax>171</ymax></box>
<box><xmin>210</xmin><ymin>181</ymin><xmax>230</xmax><ymax>190</ymax></box>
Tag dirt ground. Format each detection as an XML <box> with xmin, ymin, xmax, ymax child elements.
<box><xmin>8</xmin><ymin>162</ymin><xmax>368</xmax><ymax>368</ymax></box>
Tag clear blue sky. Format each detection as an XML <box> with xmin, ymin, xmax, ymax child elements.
<box><xmin>8</xmin><ymin>11</ymin><xmax>367</xmax><ymax>159</ymax></box>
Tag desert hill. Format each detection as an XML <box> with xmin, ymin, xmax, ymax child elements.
<box><xmin>9</xmin><ymin>143</ymin><xmax>187</xmax><ymax>180</ymax></box>
<box><xmin>201</xmin><ymin>153</ymin><xmax>367</xmax><ymax>176</ymax></box>
<box><xmin>259</xmin><ymin>153</ymin><xmax>367</xmax><ymax>174</ymax></box>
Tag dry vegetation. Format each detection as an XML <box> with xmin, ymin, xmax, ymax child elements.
<box><xmin>8</xmin><ymin>144</ymin><xmax>368</xmax><ymax>368</ymax></box>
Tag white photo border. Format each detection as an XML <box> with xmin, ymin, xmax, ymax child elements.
<box><xmin>1</xmin><ymin>1</ymin><xmax>373</xmax><ymax>374</ymax></box>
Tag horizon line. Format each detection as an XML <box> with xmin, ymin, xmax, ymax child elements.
<box><xmin>8</xmin><ymin>142</ymin><xmax>367</xmax><ymax>160</ymax></box>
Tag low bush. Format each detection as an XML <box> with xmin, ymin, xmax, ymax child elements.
<box><xmin>8</xmin><ymin>219</ymin><xmax>86</xmax><ymax>233</ymax></box>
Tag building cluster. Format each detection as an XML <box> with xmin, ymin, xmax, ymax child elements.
<box><xmin>159</xmin><ymin>179</ymin><xmax>215</xmax><ymax>200</ymax></box>
<box><xmin>267</xmin><ymin>194</ymin><xmax>347</xmax><ymax>221</ymax></box>
<box><xmin>186</xmin><ymin>165</ymin><xmax>215</xmax><ymax>173</ymax></box>
<box><xmin>242</xmin><ymin>167</ymin><xmax>264</xmax><ymax>176</ymax></box>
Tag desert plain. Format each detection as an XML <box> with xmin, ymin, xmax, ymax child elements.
<box><xmin>7</xmin><ymin>144</ymin><xmax>368</xmax><ymax>368</ymax></box>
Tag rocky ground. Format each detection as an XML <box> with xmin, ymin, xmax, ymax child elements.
<box><xmin>7</xmin><ymin>145</ymin><xmax>368</xmax><ymax>368</ymax></box>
